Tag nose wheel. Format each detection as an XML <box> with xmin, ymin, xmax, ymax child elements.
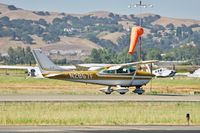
<box><xmin>133</xmin><ymin>86</ymin><xmax>145</xmax><ymax>95</ymax></box>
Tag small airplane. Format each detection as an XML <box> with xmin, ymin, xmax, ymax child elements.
<box><xmin>32</xmin><ymin>49</ymin><xmax>157</xmax><ymax>95</ymax></box>
<box><xmin>0</xmin><ymin>65</ymin><xmax>43</xmax><ymax>78</ymax></box>
<box><xmin>31</xmin><ymin>26</ymin><xmax>157</xmax><ymax>95</ymax></box>
<box><xmin>188</xmin><ymin>68</ymin><xmax>200</xmax><ymax>78</ymax></box>
<box><xmin>152</xmin><ymin>67</ymin><xmax>176</xmax><ymax>78</ymax></box>
<box><xmin>0</xmin><ymin>65</ymin><xmax>76</xmax><ymax>78</ymax></box>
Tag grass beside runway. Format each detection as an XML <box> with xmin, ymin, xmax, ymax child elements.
<box><xmin>145</xmin><ymin>77</ymin><xmax>200</xmax><ymax>95</ymax></box>
<box><xmin>0</xmin><ymin>102</ymin><xmax>200</xmax><ymax>125</ymax></box>
<box><xmin>0</xmin><ymin>75</ymin><xmax>102</xmax><ymax>95</ymax></box>
<box><xmin>0</xmin><ymin>75</ymin><xmax>200</xmax><ymax>95</ymax></box>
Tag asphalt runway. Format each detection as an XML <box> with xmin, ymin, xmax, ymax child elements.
<box><xmin>0</xmin><ymin>94</ymin><xmax>200</xmax><ymax>102</ymax></box>
<box><xmin>0</xmin><ymin>126</ymin><xmax>200</xmax><ymax>133</ymax></box>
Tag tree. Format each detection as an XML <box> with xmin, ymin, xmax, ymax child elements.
<box><xmin>38</xmin><ymin>19</ymin><xmax>48</xmax><ymax>26</ymax></box>
<box><xmin>176</xmin><ymin>27</ymin><xmax>182</xmax><ymax>38</ymax></box>
<box><xmin>8</xmin><ymin>5</ymin><xmax>18</xmax><ymax>10</ymax></box>
<box><xmin>0</xmin><ymin>53</ymin><xmax>3</xmax><ymax>62</ymax></box>
<box><xmin>146</xmin><ymin>49</ymin><xmax>162</xmax><ymax>60</ymax></box>
<box><xmin>43</xmin><ymin>33</ymin><xmax>60</xmax><ymax>43</ymax></box>
<box><xmin>0</xmin><ymin>16</ymin><xmax>10</xmax><ymax>26</ymax></box>
<box><xmin>7</xmin><ymin>47</ymin><xmax>16</xmax><ymax>64</ymax></box>
<box><xmin>24</xmin><ymin>47</ymin><xmax>35</xmax><ymax>64</ymax></box>
<box><xmin>52</xmin><ymin>18</ymin><xmax>63</xmax><ymax>25</ymax></box>
<box><xmin>108</xmin><ymin>13</ymin><xmax>115</xmax><ymax>18</ymax></box>
<box><xmin>33</xmin><ymin>11</ymin><xmax>50</xmax><ymax>16</ymax></box>
<box><xmin>90</xmin><ymin>49</ymin><xmax>102</xmax><ymax>63</ymax></box>
<box><xmin>116</xmin><ymin>33</ymin><xmax>130</xmax><ymax>51</ymax></box>
<box><xmin>166</xmin><ymin>23</ymin><xmax>174</xmax><ymax>30</ymax></box>
<box><xmin>5</xmin><ymin>47</ymin><xmax>35</xmax><ymax>65</ymax></box>
<box><xmin>85</xmin><ymin>48</ymin><xmax>137</xmax><ymax>64</ymax></box>
<box><xmin>21</xmin><ymin>34</ymin><xmax>34</xmax><ymax>44</ymax></box>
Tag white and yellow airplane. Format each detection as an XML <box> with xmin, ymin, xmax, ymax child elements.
<box><xmin>32</xmin><ymin>49</ymin><xmax>157</xmax><ymax>95</ymax></box>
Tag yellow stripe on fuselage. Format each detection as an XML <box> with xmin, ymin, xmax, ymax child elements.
<box><xmin>43</xmin><ymin>70</ymin><xmax>154</xmax><ymax>81</ymax></box>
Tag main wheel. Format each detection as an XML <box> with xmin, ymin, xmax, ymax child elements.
<box><xmin>119</xmin><ymin>92</ymin><xmax>126</xmax><ymax>95</ymax></box>
<box><xmin>138</xmin><ymin>92</ymin><xmax>143</xmax><ymax>95</ymax></box>
<box><xmin>133</xmin><ymin>86</ymin><xmax>145</xmax><ymax>95</ymax></box>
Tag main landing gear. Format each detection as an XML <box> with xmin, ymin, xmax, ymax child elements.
<box><xmin>100</xmin><ymin>86</ymin><xmax>113</xmax><ymax>95</ymax></box>
<box><xmin>100</xmin><ymin>86</ymin><xmax>129</xmax><ymax>95</ymax></box>
<box><xmin>133</xmin><ymin>86</ymin><xmax>145</xmax><ymax>95</ymax></box>
<box><xmin>115</xmin><ymin>85</ymin><xmax>129</xmax><ymax>95</ymax></box>
<box><xmin>100</xmin><ymin>86</ymin><xmax>145</xmax><ymax>95</ymax></box>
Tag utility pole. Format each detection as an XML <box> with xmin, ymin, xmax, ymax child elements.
<box><xmin>128</xmin><ymin>0</ymin><xmax>153</xmax><ymax>61</ymax></box>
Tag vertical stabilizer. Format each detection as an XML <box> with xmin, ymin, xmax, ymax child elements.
<box><xmin>32</xmin><ymin>49</ymin><xmax>64</xmax><ymax>72</ymax></box>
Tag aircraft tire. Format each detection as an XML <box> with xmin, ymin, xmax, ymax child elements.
<box><xmin>120</xmin><ymin>92</ymin><xmax>126</xmax><ymax>95</ymax></box>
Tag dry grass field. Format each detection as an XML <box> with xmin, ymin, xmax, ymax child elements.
<box><xmin>145</xmin><ymin>77</ymin><xmax>200</xmax><ymax>95</ymax></box>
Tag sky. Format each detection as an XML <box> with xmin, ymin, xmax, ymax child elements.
<box><xmin>0</xmin><ymin>0</ymin><xmax>199</xmax><ymax>20</ymax></box>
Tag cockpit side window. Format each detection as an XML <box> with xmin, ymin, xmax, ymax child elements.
<box><xmin>129</xmin><ymin>67</ymin><xmax>136</xmax><ymax>73</ymax></box>
<box><xmin>117</xmin><ymin>66</ymin><xmax>136</xmax><ymax>74</ymax></box>
<box><xmin>100</xmin><ymin>70</ymin><xmax>116</xmax><ymax>74</ymax></box>
<box><xmin>117</xmin><ymin>68</ymin><xmax>128</xmax><ymax>73</ymax></box>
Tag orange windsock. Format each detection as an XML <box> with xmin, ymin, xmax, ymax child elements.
<box><xmin>128</xmin><ymin>26</ymin><xmax>144</xmax><ymax>55</ymax></box>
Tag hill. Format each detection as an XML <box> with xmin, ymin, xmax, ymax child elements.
<box><xmin>0</xmin><ymin>3</ymin><xmax>200</xmax><ymax>63</ymax></box>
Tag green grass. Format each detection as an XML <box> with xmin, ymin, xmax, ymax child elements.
<box><xmin>0</xmin><ymin>102</ymin><xmax>199</xmax><ymax>125</ymax></box>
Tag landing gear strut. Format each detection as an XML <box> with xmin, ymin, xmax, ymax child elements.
<box><xmin>133</xmin><ymin>86</ymin><xmax>145</xmax><ymax>95</ymax></box>
<box><xmin>100</xmin><ymin>86</ymin><xmax>113</xmax><ymax>95</ymax></box>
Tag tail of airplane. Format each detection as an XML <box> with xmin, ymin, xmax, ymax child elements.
<box><xmin>32</xmin><ymin>49</ymin><xmax>64</xmax><ymax>73</ymax></box>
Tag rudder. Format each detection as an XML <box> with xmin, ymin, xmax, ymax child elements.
<box><xmin>32</xmin><ymin>49</ymin><xmax>64</xmax><ymax>72</ymax></box>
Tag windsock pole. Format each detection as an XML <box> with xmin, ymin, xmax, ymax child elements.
<box><xmin>139</xmin><ymin>36</ymin><xmax>142</xmax><ymax>61</ymax></box>
<box><xmin>128</xmin><ymin>0</ymin><xmax>153</xmax><ymax>61</ymax></box>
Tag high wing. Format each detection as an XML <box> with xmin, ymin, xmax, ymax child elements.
<box><xmin>77</xmin><ymin>60</ymin><xmax>158</xmax><ymax>71</ymax></box>
<box><xmin>105</xmin><ymin>60</ymin><xmax>158</xmax><ymax>71</ymax></box>
<box><xmin>122</xmin><ymin>60</ymin><xmax>159</xmax><ymax>67</ymax></box>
